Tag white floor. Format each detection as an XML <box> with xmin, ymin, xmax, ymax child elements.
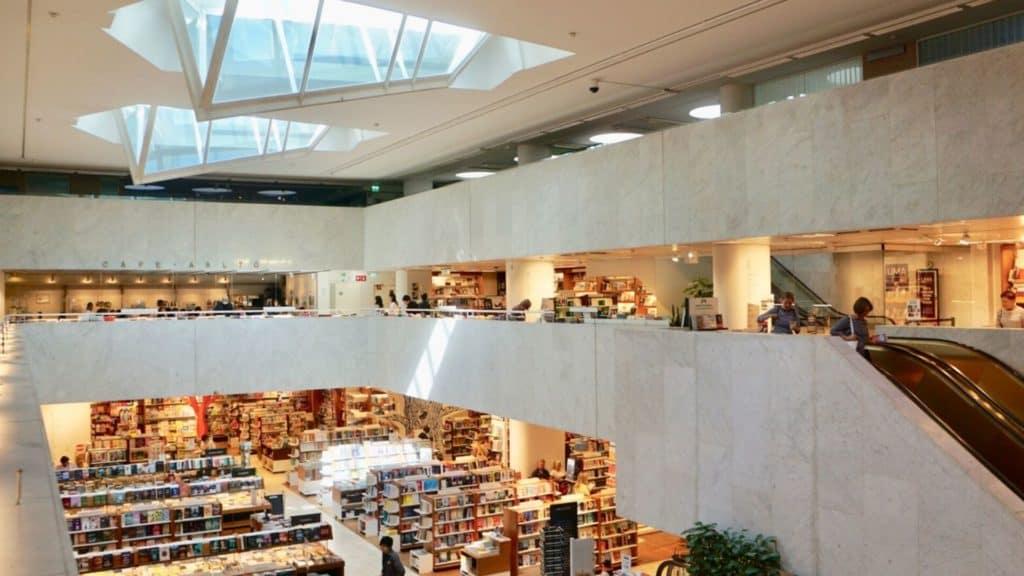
<box><xmin>260</xmin><ymin>470</ymin><xmax>384</xmax><ymax>574</ymax></box>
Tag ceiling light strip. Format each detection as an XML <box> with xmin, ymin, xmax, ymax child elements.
<box><xmin>384</xmin><ymin>15</ymin><xmax>407</xmax><ymax>88</ymax></box>
<box><xmin>299</xmin><ymin>0</ymin><xmax>326</xmax><ymax>102</ymax></box>
<box><xmin>200</xmin><ymin>0</ymin><xmax>239</xmax><ymax>109</ymax></box>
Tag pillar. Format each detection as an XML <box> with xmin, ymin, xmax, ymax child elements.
<box><xmin>712</xmin><ymin>243</ymin><xmax>772</xmax><ymax>330</ymax></box>
<box><xmin>403</xmin><ymin>176</ymin><xmax>432</xmax><ymax>196</ymax></box>
<box><xmin>719</xmin><ymin>82</ymin><xmax>753</xmax><ymax>114</ymax></box>
<box><xmin>505</xmin><ymin>259</ymin><xmax>554</xmax><ymax>320</ymax></box>
<box><xmin>509</xmin><ymin>419</ymin><xmax>565</xmax><ymax>476</ymax></box>
<box><xmin>0</xmin><ymin>269</ymin><xmax>5</xmax><ymax>318</ymax></box>
<box><xmin>516</xmin><ymin>143</ymin><xmax>549</xmax><ymax>165</ymax></box>
<box><xmin>394</xmin><ymin>270</ymin><xmax>410</xmax><ymax>301</ymax></box>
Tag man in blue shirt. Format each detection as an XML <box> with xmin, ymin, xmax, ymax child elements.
<box><xmin>757</xmin><ymin>292</ymin><xmax>801</xmax><ymax>334</ymax></box>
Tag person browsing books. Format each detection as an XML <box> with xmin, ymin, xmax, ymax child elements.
<box><xmin>379</xmin><ymin>536</ymin><xmax>405</xmax><ymax>576</ymax></box>
<box><xmin>530</xmin><ymin>458</ymin><xmax>551</xmax><ymax>479</ymax></box>
<box><xmin>997</xmin><ymin>290</ymin><xmax>1024</xmax><ymax>328</ymax></box>
<box><xmin>757</xmin><ymin>291</ymin><xmax>800</xmax><ymax>334</ymax></box>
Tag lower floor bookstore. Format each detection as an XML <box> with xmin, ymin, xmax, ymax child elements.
<box><xmin>45</xmin><ymin>387</ymin><xmax>684</xmax><ymax>575</ymax></box>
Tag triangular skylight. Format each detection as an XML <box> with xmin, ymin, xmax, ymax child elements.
<box><xmin>76</xmin><ymin>105</ymin><xmax>384</xmax><ymax>184</ymax></box>
<box><xmin>106</xmin><ymin>0</ymin><xmax>574</xmax><ymax>120</ymax></box>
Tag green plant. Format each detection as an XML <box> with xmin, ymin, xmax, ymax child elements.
<box><xmin>684</xmin><ymin>277</ymin><xmax>713</xmax><ymax>298</ymax></box>
<box><xmin>681</xmin><ymin>522</ymin><xmax>783</xmax><ymax>576</ymax></box>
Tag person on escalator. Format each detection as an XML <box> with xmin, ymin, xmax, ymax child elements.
<box><xmin>831</xmin><ymin>297</ymin><xmax>876</xmax><ymax>359</ymax></box>
<box><xmin>997</xmin><ymin>290</ymin><xmax>1024</xmax><ymax>328</ymax></box>
<box><xmin>757</xmin><ymin>291</ymin><xmax>800</xmax><ymax>334</ymax></box>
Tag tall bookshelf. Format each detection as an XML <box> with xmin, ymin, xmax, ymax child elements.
<box><xmin>503</xmin><ymin>501</ymin><xmax>549</xmax><ymax>571</ymax></box>
<box><xmin>423</xmin><ymin>489</ymin><xmax>478</xmax><ymax>570</ymax></box>
<box><xmin>593</xmin><ymin>490</ymin><xmax>638</xmax><ymax>569</ymax></box>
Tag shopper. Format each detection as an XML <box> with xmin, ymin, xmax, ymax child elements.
<box><xmin>831</xmin><ymin>297</ymin><xmax>875</xmax><ymax>359</ymax></box>
<box><xmin>379</xmin><ymin>535</ymin><xmax>405</xmax><ymax>576</ymax></box>
<box><xmin>510</xmin><ymin>299</ymin><xmax>532</xmax><ymax>322</ymax></box>
<box><xmin>387</xmin><ymin>293</ymin><xmax>400</xmax><ymax>316</ymax></box>
<box><xmin>401</xmin><ymin>294</ymin><xmax>413</xmax><ymax>314</ymax></box>
<box><xmin>597</xmin><ymin>559</ymin><xmax>614</xmax><ymax>574</ymax></box>
<box><xmin>57</xmin><ymin>455</ymin><xmax>71</xmax><ymax>469</ymax></box>
<box><xmin>997</xmin><ymin>290</ymin><xmax>1024</xmax><ymax>328</ymax></box>
<box><xmin>757</xmin><ymin>291</ymin><xmax>801</xmax><ymax>334</ymax></box>
<box><xmin>375</xmin><ymin>295</ymin><xmax>385</xmax><ymax>312</ymax></box>
<box><xmin>530</xmin><ymin>458</ymin><xmax>551</xmax><ymax>479</ymax></box>
<box><xmin>419</xmin><ymin>293</ymin><xmax>431</xmax><ymax>314</ymax></box>
<box><xmin>81</xmin><ymin>302</ymin><xmax>99</xmax><ymax>322</ymax></box>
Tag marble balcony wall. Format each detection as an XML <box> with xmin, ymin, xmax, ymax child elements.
<box><xmin>364</xmin><ymin>41</ymin><xmax>1024</xmax><ymax>270</ymax></box>
<box><xmin>0</xmin><ymin>196</ymin><xmax>364</xmax><ymax>272</ymax></box>
<box><xmin>14</xmin><ymin>319</ymin><xmax>1024</xmax><ymax>575</ymax></box>
<box><xmin>877</xmin><ymin>325</ymin><xmax>1024</xmax><ymax>375</ymax></box>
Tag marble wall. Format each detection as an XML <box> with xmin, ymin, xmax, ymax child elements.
<box><xmin>363</xmin><ymin>42</ymin><xmax>1024</xmax><ymax>270</ymax></box>
<box><xmin>877</xmin><ymin>325</ymin><xmax>1024</xmax><ymax>375</ymax></box>
<box><xmin>0</xmin><ymin>196</ymin><xmax>364</xmax><ymax>272</ymax></box>
<box><xmin>14</xmin><ymin>319</ymin><xmax>1024</xmax><ymax>574</ymax></box>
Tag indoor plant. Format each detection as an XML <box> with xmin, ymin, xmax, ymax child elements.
<box><xmin>680</xmin><ymin>522</ymin><xmax>783</xmax><ymax>576</ymax></box>
<box><xmin>684</xmin><ymin>277</ymin><xmax>713</xmax><ymax>299</ymax></box>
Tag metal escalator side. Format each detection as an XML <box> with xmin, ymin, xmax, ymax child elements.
<box><xmin>866</xmin><ymin>343</ymin><xmax>1024</xmax><ymax>500</ymax></box>
<box><xmin>885</xmin><ymin>337</ymin><xmax>1024</xmax><ymax>432</ymax></box>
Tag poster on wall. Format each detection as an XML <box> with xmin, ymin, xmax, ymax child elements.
<box><xmin>916</xmin><ymin>268</ymin><xmax>939</xmax><ymax>320</ymax></box>
<box><xmin>885</xmin><ymin>263</ymin><xmax>910</xmax><ymax>292</ymax></box>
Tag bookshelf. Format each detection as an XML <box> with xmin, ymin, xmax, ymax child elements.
<box><xmin>503</xmin><ymin>501</ymin><xmax>549</xmax><ymax>571</ymax></box>
<box><xmin>593</xmin><ymin>490</ymin><xmax>638</xmax><ymax>569</ymax></box>
<box><xmin>424</xmin><ymin>489</ymin><xmax>478</xmax><ymax>570</ymax></box>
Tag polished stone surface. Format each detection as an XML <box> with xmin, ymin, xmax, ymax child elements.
<box><xmin>11</xmin><ymin>320</ymin><xmax>1024</xmax><ymax>575</ymax></box>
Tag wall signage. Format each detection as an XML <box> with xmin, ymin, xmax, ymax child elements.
<box><xmin>916</xmin><ymin>268</ymin><xmax>939</xmax><ymax>320</ymax></box>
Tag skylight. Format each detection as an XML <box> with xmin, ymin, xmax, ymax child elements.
<box><xmin>106</xmin><ymin>0</ymin><xmax>573</xmax><ymax>120</ymax></box>
<box><xmin>75</xmin><ymin>105</ymin><xmax>384</xmax><ymax>184</ymax></box>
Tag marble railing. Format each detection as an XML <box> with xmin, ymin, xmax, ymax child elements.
<box><xmin>877</xmin><ymin>325</ymin><xmax>1024</xmax><ymax>375</ymax></box>
<box><xmin>10</xmin><ymin>319</ymin><xmax>1024</xmax><ymax>575</ymax></box>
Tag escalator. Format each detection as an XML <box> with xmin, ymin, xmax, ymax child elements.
<box><xmin>866</xmin><ymin>340</ymin><xmax>1024</xmax><ymax>500</ymax></box>
<box><xmin>770</xmin><ymin>256</ymin><xmax>845</xmax><ymax>323</ymax></box>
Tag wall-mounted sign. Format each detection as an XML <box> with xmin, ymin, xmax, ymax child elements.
<box><xmin>885</xmin><ymin>263</ymin><xmax>910</xmax><ymax>292</ymax></box>
<box><xmin>916</xmin><ymin>268</ymin><xmax>939</xmax><ymax>320</ymax></box>
<box><xmin>355</xmin><ymin>274</ymin><xmax>367</xmax><ymax>282</ymax></box>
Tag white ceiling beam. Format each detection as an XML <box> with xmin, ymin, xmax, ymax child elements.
<box><xmin>199</xmin><ymin>0</ymin><xmax>239</xmax><ymax>112</ymax></box>
<box><xmin>299</xmin><ymin>0</ymin><xmax>326</xmax><ymax>103</ymax></box>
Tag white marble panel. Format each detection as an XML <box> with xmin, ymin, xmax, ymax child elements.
<box><xmin>20</xmin><ymin>321</ymin><xmax>197</xmax><ymax>403</ymax></box>
<box><xmin>0</xmin><ymin>196</ymin><xmax>195</xmax><ymax>270</ymax></box>
<box><xmin>195</xmin><ymin>203</ymin><xmax>363</xmax><ymax>271</ymax></box>
<box><xmin>365</xmin><ymin>182</ymin><xmax>472</xmax><ymax>268</ymax></box>
<box><xmin>877</xmin><ymin>325</ymin><xmax>1024</xmax><ymax>375</ymax></box>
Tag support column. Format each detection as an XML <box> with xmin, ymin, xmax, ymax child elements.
<box><xmin>505</xmin><ymin>259</ymin><xmax>554</xmax><ymax>320</ymax></box>
<box><xmin>719</xmin><ymin>82</ymin><xmax>753</xmax><ymax>114</ymax></box>
<box><xmin>394</xmin><ymin>270</ymin><xmax>410</xmax><ymax>302</ymax></box>
<box><xmin>0</xmin><ymin>270</ymin><xmax>5</xmax><ymax>318</ymax></box>
<box><xmin>516</xmin><ymin>143</ymin><xmax>550</xmax><ymax>165</ymax></box>
<box><xmin>403</xmin><ymin>176</ymin><xmax>433</xmax><ymax>196</ymax></box>
<box><xmin>712</xmin><ymin>243</ymin><xmax>772</xmax><ymax>330</ymax></box>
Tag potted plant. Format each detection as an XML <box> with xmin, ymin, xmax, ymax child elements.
<box><xmin>680</xmin><ymin>522</ymin><xmax>785</xmax><ymax>576</ymax></box>
<box><xmin>684</xmin><ymin>277</ymin><xmax>713</xmax><ymax>299</ymax></box>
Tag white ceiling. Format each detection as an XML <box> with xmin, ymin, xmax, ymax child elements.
<box><xmin>0</xmin><ymin>0</ymin><xmax>961</xmax><ymax>181</ymax></box>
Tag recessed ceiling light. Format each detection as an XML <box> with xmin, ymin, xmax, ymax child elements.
<box><xmin>257</xmin><ymin>190</ymin><xmax>297</xmax><ymax>197</ymax></box>
<box><xmin>455</xmin><ymin>171</ymin><xmax>495</xmax><ymax>179</ymax></box>
<box><xmin>125</xmin><ymin>184</ymin><xmax>165</xmax><ymax>191</ymax></box>
<box><xmin>671</xmin><ymin>256</ymin><xmax>680</xmax><ymax>263</ymax></box>
<box><xmin>193</xmin><ymin>187</ymin><xmax>231</xmax><ymax>194</ymax></box>
<box><xmin>689</xmin><ymin>104</ymin><xmax>721</xmax><ymax>120</ymax></box>
<box><xmin>589</xmin><ymin>132</ymin><xmax>642</xmax><ymax>145</ymax></box>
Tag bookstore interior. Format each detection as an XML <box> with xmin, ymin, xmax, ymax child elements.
<box><xmin>45</xmin><ymin>387</ymin><xmax>678</xmax><ymax>576</ymax></box>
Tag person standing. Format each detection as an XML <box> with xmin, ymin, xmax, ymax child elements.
<box><xmin>757</xmin><ymin>291</ymin><xmax>801</xmax><ymax>334</ymax></box>
<box><xmin>379</xmin><ymin>536</ymin><xmax>405</xmax><ymax>576</ymax></box>
<box><xmin>530</xmin><ymin>458</ymin><xmax>551</xmax><ymax>479</ymax></box>
<box><xmin>996</xmin><ymin>290</ymin><xmax>1024</xmax><ymax>328</ymax></box>
<box><xmin>831</xmin><ymin>297</ymin><xmax>876</xmax><ymax>359</ymax></box>
<box><xmin>387</xmin><ymin>293</ymin><xmax>400</xmax><ymax>316</ymax></box>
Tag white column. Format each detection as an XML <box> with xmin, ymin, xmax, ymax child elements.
<box><xmin>719</xmin><ymin>82</ymin><xmax>753</xmax><ymax>114</ymax></box>
<box><xmin>0</xmin><ymin>269</ymin><xmax>5</xmax><ymax>318</ymax></box>
<box><xmin>516</xmin><ymin>143</ymin><xmax>549</xmax><ymax>165</ymax></box>
<box><xmin>505</xmin><ymin>259</ymin><xmax>554</xmax><ymax>319</ymax></box>
<box><xmin>394</xmin><ymin>270</ymin><xmax>410</xmax><ymax>301</ymax></box>
<box><xmin>712</xmin><ymin>243</ymin><xmax>772</xmax><ymax>330</ymax></box>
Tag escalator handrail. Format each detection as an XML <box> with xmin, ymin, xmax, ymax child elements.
<box><xmin>868</xmin><ymin>343</ymin><xmax>1024</xmax><ymax>501</ymax></box>
<box><xmin>886</xmin><ymin>337</ymin><xmax>1024</xmax><ymax>433</ymax></box>
<box><xmin>881</xmin><ymin>342</ymin><xmax>1024</xmax><ymax>441</ymax></box>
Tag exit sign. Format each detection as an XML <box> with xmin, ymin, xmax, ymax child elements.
<box><xmin>355</xmin><ymin>274</ymin><xmax>367</xmax><ymax>282</ymax></box>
